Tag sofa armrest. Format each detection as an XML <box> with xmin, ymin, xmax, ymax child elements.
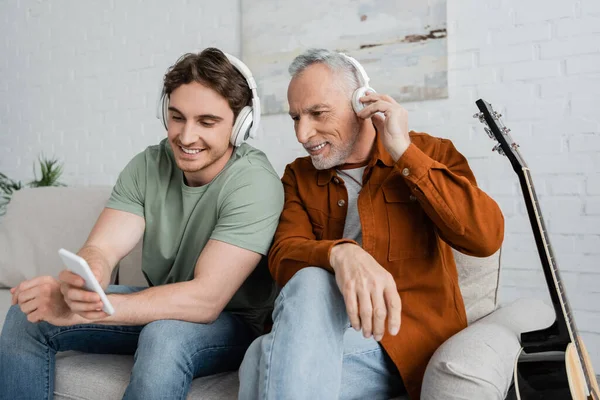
<box><xmin>421</xmin><ymin>298</ymin><xmax>555</xmax><ymax>400</ymax></box>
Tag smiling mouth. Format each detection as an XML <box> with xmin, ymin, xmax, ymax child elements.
<box><xmin>305</xmin><ymin>142</ymin><xmax>327</xmax><ymax>154</ymax></box>
<box><xmin>179</xmin><ymin>145</ymin><xmax>204</xmax><ymax>155</ymax></box>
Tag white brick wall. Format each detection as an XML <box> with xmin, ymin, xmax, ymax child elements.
<box><xmin>1</xmin><ymin>0</ymin><xmax>599</xmax><ymax>372</ymax></box>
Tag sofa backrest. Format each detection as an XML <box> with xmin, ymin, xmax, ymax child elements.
<box><xmin>0</xmin><ymin>187</ymin><xmax>146</xmax><ymax>289</ymax></box>
<box><xmin>0</xmin><ymin>187</ymin><xmax>500</xmax><ymax>324</ymax></box>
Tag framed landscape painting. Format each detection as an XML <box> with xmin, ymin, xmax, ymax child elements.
<box><xmin>241</xmin><ymin>0</ymin><xmax>448</xmax><ymax>115</ymax></box>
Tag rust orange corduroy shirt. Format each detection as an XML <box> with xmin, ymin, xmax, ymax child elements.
<box><xmin>268</xmin><ymin>130</ymin><xmax>505</xmax><ymax>399</ymax></box>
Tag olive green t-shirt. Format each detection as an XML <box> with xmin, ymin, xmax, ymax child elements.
<box><xmin>105</xmin><ymin>139</ymin><xmax>284</xmax><ymax>334</ymax></box>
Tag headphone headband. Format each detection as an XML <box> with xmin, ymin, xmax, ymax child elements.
<box><xmin>225</xmin><ymin>53</ymin><xmax>261</xmax><ymax>142</ymax></box>
<box><xmin>337</xmin><ymin>52</ymin><xmax>375</xmax><ymax>113</ymax></box>
<box><xmin>338</xmin><ymin>52</ymin><xmax>370</xmax><ymax>88</ymax></box>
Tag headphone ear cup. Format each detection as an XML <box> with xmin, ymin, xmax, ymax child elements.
<box><xmin>161</xmin><ymin>95</ymin><xmax>169</xmax><ymax>129</ymax></box>
<box><xmin>231</xmin><ymin>106</ymin><xmax>253</xmax><ymax>146</ymax></box>
<box><xmin>352</xmin><ymin>86</ymin><xmax>376</xmax><ymax>114</ymax></box>
<box><xmin>156</xmin><ymin>93</ymin><xmax>168</xmax><ymax>130</ymax></box>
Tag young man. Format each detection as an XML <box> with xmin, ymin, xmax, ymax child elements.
<box><xmin>238</xmin><ymin>49</ymin><xmax>504</xmax><ymax>399</ymax></box>
<box><xmin>0</xmin><ymin>48</ymin><xmax>284</xmax><ymax>400</ymax></box>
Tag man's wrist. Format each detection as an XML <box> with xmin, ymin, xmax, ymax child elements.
<box><xmin>329</xmin><ymin>244</ymin><xmax>341</xmax><ymax>271</ymax></box>
<box><xmin>388</xmin><ymin>141</ymin><xmax>411</xmax><ymax>163</ymax></box>
<box><xmin>329</xmin><ymin>243</ymin><xmax>353</xmax><ymax>271</ymax></box>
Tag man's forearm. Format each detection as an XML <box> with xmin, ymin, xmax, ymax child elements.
<box><xmin>91</xmin><ymin>280</ymin><xmax>219</xmax><ymax>326</ymax></box>
<box><xmin>77</xmin><ymin>245</ymin><xmax>116</xmax><ymax>288</ymax></box>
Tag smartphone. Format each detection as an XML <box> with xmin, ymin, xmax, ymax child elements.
<box><xmin>58</xmin><ymin>248</ymin><xmax>115</xmax><ymax>315</ymax></box>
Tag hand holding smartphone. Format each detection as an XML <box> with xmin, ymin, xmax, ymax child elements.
<box><xmin>58</xmin><ymin>248</ymin><xmax>115</xmax><ymax>315</ymax></box>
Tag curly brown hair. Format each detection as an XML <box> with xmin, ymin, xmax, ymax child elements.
<box><xmin>162</xmin><ymin>48</ymin><xmax>251</xmax><ymax>119</ymax></box>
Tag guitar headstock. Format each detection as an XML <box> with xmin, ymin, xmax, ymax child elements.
<box><xmin>474</xmin><ymin>99</ymin><xmax>527</xmax><ymax>171</ymax></box>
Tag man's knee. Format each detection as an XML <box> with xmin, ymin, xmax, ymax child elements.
<box><xmin>135</xmin><ymin>319</ymin><xmax>198</xmax><ymax>363</ymax></box>
<box><xmin>273</xmin><ymin>267</ymin><xmax>348</xmax><ymax>331</ymax></box>
<box><xmin>282</xmin><ymin>267</ymin><xmax>339</xmax><ymax>302</ymax></box>
<box><xmin>421</xmin><ymin>323</ymin><xmax>519</xmax><ymax>400</ymax></box>
<box><xmin>1</xmin><ymin>305</ymin><xmax>41</xmax><ymax>341</ymax></box>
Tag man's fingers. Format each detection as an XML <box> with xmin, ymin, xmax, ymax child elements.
<box><xmin>371</xmin><ymin>112</ymin><xmax>385</xmax><ymax>132</ymax></box>
<box><xmin>16</xmin><ymin>286</ymin><xmax>39</xmax><ymax>305</ymax></box>
<box><xmin>357</xmin><ymin>287</ymin><xmax>373</xmax><ymax>338</ymax></box>
<box><xmin>379</xmin><ymin>94</ymin><xmax>397</xmax><ymax>104</ymax></box>
<box><xmin>361</xmin><ymin>92</ymin><xmax>397</xmax><ymax>104</ymax></box>
<box><xmin>384</xmin><ymin>286</ymin><xmax>402</xmax><ymax>336</ymax></box>
<box><xmin>26</xmin><ymin>310</ymin><xmax>43</xmax><ymax>324</ymax></box>
<box><xmin>17</xmin><ymin>276</ymin><xmax>53</xmax><ymax>292</ymax></box>
<box><xmin>342</xmin><ymin>283</ymin><xmax>361</xmax><ymax>331</ymax></box>
<box><xmin>58</xmin><ymin>270</ymin><xmax>85</xmax><ymax>288</ymax></box>
<box><xmin>356</xmin><ymin>101</ymin><xmax>391</xmax><ymax>120</ymax></box>
<box><xmin>371</xmin><ymin>291</ymin><xmax>387</xmax><ymax>342</ymax></box>
<box><xmin>19</xmin><ymin>298</ymin><xmax>39</xmax><ymax>315</ymax></box>
<box><xmin>64</xmin><ymin>287</ymin><xmax>100</xmax><ymax>304</ymax></box>
<box><xmin>10</xmin><ymin>286</ymin><xmax>17</xmax><ymax>305</ymax></box>
<box><xmin>12</xmin><ymin>277</ymin><xmax>47</xmax><ymax>304</ymax></box>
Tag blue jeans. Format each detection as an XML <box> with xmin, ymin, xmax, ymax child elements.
<box><xmin>0</xmin><ymin>285</ymin><xmax>255</xmax><ymax>400</ymax></box>
<box><xmin>238</xmin><ymin>267</ymin><xmax>405</xmax><ymax>400</ymax></box>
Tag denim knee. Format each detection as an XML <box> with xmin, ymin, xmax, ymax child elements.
<box><xmin>136</xmin><ymin>320</ymin><xmax>191</xmax><ymax>356</ymax></box>
<box><xmin>274</xmin><ymin>267</ymin><xmax>347</xmax><ymax>325</ymax></box>
<box><xmin>283</xmin><ymin>267</ymin><xmax>339</xmax><ymax>299</ymax></box>
<box><xmin>1</xmin><ymin>305</ymin><xmax>40</xmax><ymax>339</ymax></box>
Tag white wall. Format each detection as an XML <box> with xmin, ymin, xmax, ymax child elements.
<box><xmin>1</xmin><ymin>0</ymin><xmax>600</xmax><ymax>369</ymax></box>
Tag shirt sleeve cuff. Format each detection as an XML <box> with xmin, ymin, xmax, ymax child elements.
<box><xmin>394</xmin><ymin>143</ymin><xmax>436</xmax><ymax>184</ymax></box>
<box><xmin>309</xmin><ymin>239</ymin><xmax>358</xmax><ymax>271</ymax></box>
<box><xmin>105</xmin><ymin>201</ymin><xmax>145</xmax><ymax>218</ymax></box>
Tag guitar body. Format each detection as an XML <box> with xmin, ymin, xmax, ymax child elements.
<box><xmin>474</xmin><ymin>99</ymin><xmax>600</xmax><ymax>400</ymax></box>
<box><xmin>507</xmin><ymin>342</ymin><xmax>599</xmax><ymax>399</ymax></box>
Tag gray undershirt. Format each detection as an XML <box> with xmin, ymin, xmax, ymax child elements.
<box><xmin>336</xmin><ymin>166</ymin><xmax>366</xmax><ymax>246</ymax></box>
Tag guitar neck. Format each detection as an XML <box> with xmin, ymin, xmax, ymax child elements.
<box><xmin>519</xmin><ymin>168</ymin><xmax>576</xmax><ymax>348</ymax></box>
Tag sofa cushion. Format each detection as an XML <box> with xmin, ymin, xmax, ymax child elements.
<box><xmin>53</xmin><ymin>351</ymin><xmax>410</xmax><ymax>400</ymax></box>
<box><xmin>54</xmin><ymin>352</ymin><xmax>239</xmax><ymax>400</ymax></box>
<box><xmin>0</xmin><ymin>289</ymin><xmax>12</xmax><ymax>329</ymax></box>
<box><xmin>0</xmin><ymin>187</ymin><xmax>144</xmax><ymax>288</ymax></box>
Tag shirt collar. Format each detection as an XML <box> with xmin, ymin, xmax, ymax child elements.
<box><xmin>370</xmin><ymin>126</ymin><xmax>395</xmax><ymax>168</ymax></box>
<box><xmin>317</xmin><ymin>169</ymin><xmax>336</xmax><ymax>186</ymax></box>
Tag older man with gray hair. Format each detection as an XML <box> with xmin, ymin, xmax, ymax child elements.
<box><xmin>238</xmin><ymin>48</ymin><xmax>505</xmax><ymax>399</ymax></box>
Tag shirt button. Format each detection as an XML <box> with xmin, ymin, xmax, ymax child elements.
<box><xmin>333</xmin><ymin>177</ymin><xmax>340</xmax><ymax>184</ymax></box>
<box><xmin>409</xmin><ymin>195</ymin><xmax>417</xmax><ymax>201</ymax></box>
<box><xmin>337</xmin><ymin>199</ymin><xmax>346</xmax><ymax>207</ymax></box>
<box><xmin>402</xmin><ymin>168</ymin><xmax>410</xmax><ymax>177</ymax></box>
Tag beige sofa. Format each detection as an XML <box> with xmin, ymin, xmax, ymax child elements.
<box><xmin>0</xmin><ymin>187</ymin><xmax>552</xmax><ymax>399</ymax></box>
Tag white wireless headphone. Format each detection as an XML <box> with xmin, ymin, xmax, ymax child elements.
<box><xmin>157</xmin><ymin>53</ymin><xmax>261</xmax><ymax>147</ymax></box>
<box><xmin>338</xmin><ymin>53</ymin><xmax>376</xmax><ymax>113</ymax></box>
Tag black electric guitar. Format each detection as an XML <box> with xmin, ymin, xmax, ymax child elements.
<box><xmin>474</xmin><ymin>99</ymin><xmax>600</xmax><ymax>400</ymax></box>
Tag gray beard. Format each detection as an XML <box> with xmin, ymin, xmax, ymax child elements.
<box><xmin>310</xmin><ymin>125</ymin><xmax>360</xmax><ymax>170</ymax></box>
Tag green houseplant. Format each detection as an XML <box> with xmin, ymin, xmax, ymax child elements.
<box><xmin>0</xmin><ymin>156</ymin><xmax>65</xmax><ymax>215</ymax></box>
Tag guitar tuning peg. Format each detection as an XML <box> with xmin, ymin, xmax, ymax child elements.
<box><xmin>473</xmin><ymin>112</ymin><xmax>482</xmax><ymax>119</ymax></box>
<box><xmin>493</xmin><ymin>111</ymin><xmax>503</xmax><ymax>119</ymax></box>
<box><xmin>503</xmin><ymin>127</ymin><xmax>511</xmax><ymax>133</ymax></box>
<box><xmin>484</xmin><ymin>127</ymin><xmax>494</xmax><ymax>139</ymax></box>
<box><xmin>492</xmin><ymin>143</ymin><xmax>505</xmax><ymax>156</ymax></box>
